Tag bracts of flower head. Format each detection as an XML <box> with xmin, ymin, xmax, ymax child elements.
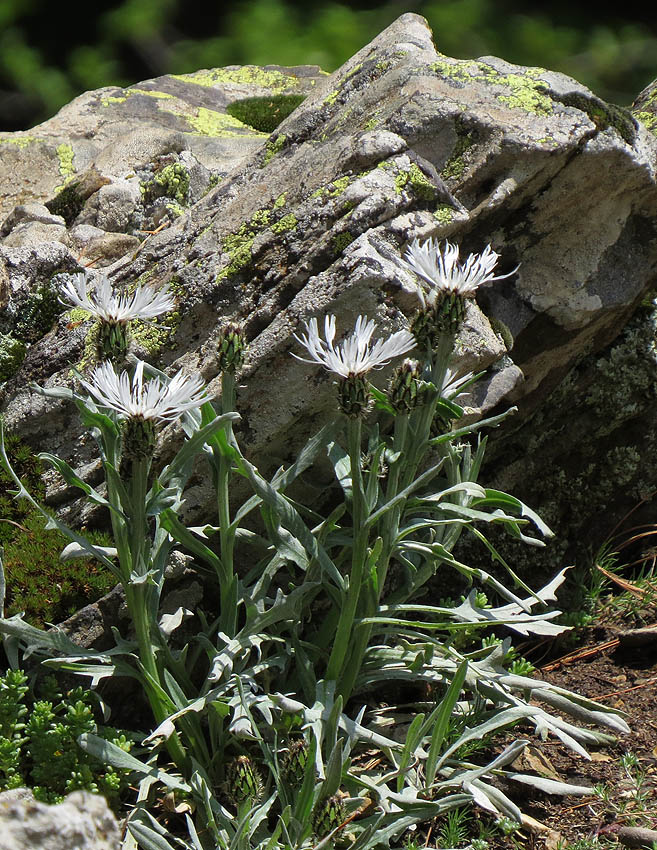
<box><xmin>292</xmin><ymin>314</ymin><xmax>416</xmax><ymax>417</ymax></box>
<box><xmin>398</xmin><ymin>238</ymin><xmax>518</xmax><ymax>349</ymax></box>
<box><xmin>216</xmin><ymin>322</ymin><xmax>247</xmax><ymax>374</ymax></box>
<box><xmin>78</xmin><ymin>359</ymin><xmax>207</xmax><ymax>465</ymax></box>
<box><xmin>59</xmin><ymin>273</ymin><xmax>175</xmax><ymax>364</ymax></box>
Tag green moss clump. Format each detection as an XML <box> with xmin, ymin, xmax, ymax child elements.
<box><xmin>0</xmin><ymin>432</ymin><xmax>116</xmax><ymax>628</ymax></box>
<box><xmin>552</xmin><ymin>91</ymin><xmax>638</xmax><ymax>145</ymax></box>
<box><xmin>441</xmin><ymin>131</ymin><xmax>475</xmax><ymax>180</ymax></box>
<box><xmin>226</xmin><ymin>94</ymin><xmax>306</xmax><ymax>133</ymax></box>
<box><xmin>333</xmin><ymin>232</ymin><xmax>354</xmax><ymax>253</ymax></box>
<box><xmin>0</xmin><ymin>334</ymin><xmax>27</xmax><ymax>381</ymax></box>
<box><xmin>13</xmin><ymin>278</ymin><xmax>66</xmax><ymax>344</ymax></box>
<box><xmin>3</xmin><ymin>513</ymin><xmax>116</xmax><ymax>628</ymax></box>
<box><xmin>45</xmin><ymin>181</ymin><xmax>85</xmax><ymax>225</ymax></box>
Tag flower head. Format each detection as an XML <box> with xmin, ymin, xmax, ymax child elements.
<box><xmin>400</xmin><ymin>238</ymin><xmax>517</xmax><ymax>308</ymax></box>
<box><xmin>59</xmin><ymin>273</ymin><xmax>175</xmax><ymax>324</ymax></box>
<box><xmin>293</xmin><ymin>315</ymin><xmax>415</xmax><ymax>378</ymax></box>
<box><xmin>79</xmin><ymin>360</ymin><xmax>207</xmax><ymax>423</ymax></box>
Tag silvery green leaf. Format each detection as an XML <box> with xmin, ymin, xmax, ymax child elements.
<box><xmin>467</xmin><ymin>778</ymin><xmax>522</xmax><ymax>822</ymax></box>
<box><xmin>126</xmin><ymin>821</ymin><xmax>183</xmax><ymax>850</ymax></box>
<box><xmin>78</xmin><ymin>732</ymin><xmax>191</xmax><ymax>792</ymax></box>
<box><xmin>507</xmin><ymin>773</ymin><xmax>594</xmax><ymax>796</ymax></box>
<box><xmin>436</xmin><ymin>706</ymin><xmax>537</xmax><ymax>770</ymax></box>
<box><xmin>60</xmin><ymin>542</ymin><xmax>118</xmax><ymax>561</ymax></box>
<box><xmin>159</xmin><ymin>607</ymin><xmax>192</xmax><ymax>637</ymax></box>
<box><xmin>535</xmin><ymin>690</ymin><xmax>630</xmax><ymax>734</ymax></box>
<box><xmin>421</xmin><ymin>482</ymin><xmax>486</xmax><ymax>502</ymax></box>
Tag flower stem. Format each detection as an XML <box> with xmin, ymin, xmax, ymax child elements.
<box><xmin>325</xmin><ymin>417</ymin><xmax>369</xmax><ymax>700</ymax></box>
<box><xmin>218</xmin><ymin>370</ymin><xmax>238</xmax><ymax>635</ymax></box>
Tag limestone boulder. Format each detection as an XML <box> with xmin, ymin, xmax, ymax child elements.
<box><xmin>0</xmin><ymin>789</ymin><xmax>120</xmax><ymax>850</ymax></box>
<box><xmin>0</xmin><ymin>13</ymin><xmax>655</xmax><ymax>569</ymax></box>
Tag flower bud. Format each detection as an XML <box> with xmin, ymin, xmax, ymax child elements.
<box><xmin>411</xmin><ymin>292</ymin><xmax>467</xmax><ymax>349</ymax></box>
<box><xmin>281</xmin><ymin>738</ymin><xmax>309</xmax><ymax>786</ymax></box>
<box><xmin>121</xmin><ymin>417</ymin><xmax>157</xmax><ymax>464</ymax></box>
<box><xmin>312</xmin><ymin>794</ymin><xmax>345</xmax><ymax>838</ymax></box>
<box><xmin>217</xmin><ymin>323</ymin><xmax>247</xmax><ymax>373</ymax></box>
<box><xmin>226</xmin><ymin>755</ymin><xmax>263</xmax><ymax>804</ymax></box>
<box><xmin>387</xmin><ymin>359</ymin><xmax>424</xmax><ymax>414</ymax></box>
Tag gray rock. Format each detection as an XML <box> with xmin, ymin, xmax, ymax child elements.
<box><xmin>79</xmin><ymin>179</ymin><xmax>142</xmax><ymax>232</ymax></box>
<box><xmin>0</xmin><ymin>789</ymin><xmax>120</xmax><ymax>850</ymax></box>
<box><xmin>0</xmin><ymin>13</ymin><xmax>656</xmax><ymax>572</ymax></box>
<box><xmin>2</xmin><ymin>221</ymin><xmax>70</xmax><ymax>248</ymax></box>
<box><xmin>1</xmin><ymin>203</ymin><xmax>66</xmax><ymax>236</ymax></box>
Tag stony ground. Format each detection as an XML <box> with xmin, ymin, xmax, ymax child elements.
<box><xmin>427</xmin><ymin>573</ymin><xmax>657</xmax><ymax>850</ymax></box>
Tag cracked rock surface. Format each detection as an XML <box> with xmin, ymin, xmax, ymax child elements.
<box><xmin>0</xmin><ymin>13</ymin><xmax>656</xmax><ymax>566</ymax></box>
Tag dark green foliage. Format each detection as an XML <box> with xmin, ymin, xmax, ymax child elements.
<box><xmin>12</xmin><ymin>278</ymin><xmax>67</xmax><ymax>344</ymax></box>
<box><xmin>0</xmin><ymin>432</ymin><xmax>115</xmax><ymax>626</ymax></box>
<box><xmin>0</xmin><ymin>333</ymin><xmax>27</xmax><ymax>382</ymax></box>
<box><xmin>226</xmin><ymin>94</ymin><xmax>306</xmax><ymax>133</ymax></box>
<box><xmin>45</xmin><ymin>182</ymin><xmax>86</xmax><ymax>225</ymax></box>
<box><xmin>0</xmin><ymin>670</ymin><xmax>134</xmax><ymax>806</ymax></box>
<box><xmin>3</xmin><ymin>512</ymin><xmax>116</xmax><ymax>627</ymax></box>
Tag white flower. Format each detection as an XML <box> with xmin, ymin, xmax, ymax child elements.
<box><xmin>59</xmin><ymin>273</ymin><xmax>175</xmax><ymax>323</ymax></box>
<box><xmin>400</xmin><ymin>238</ymin><xmax>518</xmax><ymax>307</ymax></box>
<box><xmin>80</xmin><ymin>360</ymin><xmax>207</xmax><ymax>422</ymax></box>
<box><xmin>293</xmin><ymin>314</ymin><xmax>416</xmax><ymax>378</ymax></box>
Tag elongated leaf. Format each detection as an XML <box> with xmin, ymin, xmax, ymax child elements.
<box><xmin>272</xmin><ymin>423</ymin><xmax>334</xmax><ymax>491</ymax></box>
<box><xmin>397</xmin><ymin>712</ymin><xmax>425</xmax><ymax>792</ymax></box>
<box><xmin>78</xmin><ymin>733</ymin><xmax>191</xmax><ymax>792</ymax></box>
<box><xmin>38</xmin><ymin>453</ymin><xmax>124</xmax><ymax>517</ymax></box>
<box><xmin>507</xmin><ymin>773</ymin><xmax>594</xmax><ymax>796</ymax></box>
<box><xmin>365</xmin><ymin>460</ymin><xmax>445</xmax><ymax>529</ymax></box>
<box><xmin>126</xmin><ymin>820</ymin><xmax>182</xmax><ymax>850</ymax></box>
<box><xmin>425</xmin><ymin>660</ymin><xmax>468</xmax><ymax>785</ymax></box>
<box><xmin>327</xmin><ymin>440</ymin><xmax>351</xmax><ymax>499</ymax></box>
<box><xmin>236</xmin><ymin>455</ymin><xmax>344</xmax><ymax>589</ymax></box>
<box><xmin>160</xmin><ymin>411</ymin><xmax>240</xmax><ymax>488</ymax></box>
<box><xmin>472</xmin><ymin>489</ymin><xmax>553</xmax><ymax>538</ymax></box>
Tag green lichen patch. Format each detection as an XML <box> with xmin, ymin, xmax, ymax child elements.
<box><xmin>430</xmin><ymin>57</ymin><xmax>553</xmax><ymax>116</ymax></box>
<box><xmin>227</xmin><ymin>94</ymin><xmax>306</xmax><ymax>133</ymax></box>
<box><xmin>171</xmin><ymin>66</ymin><xmax>300</xmax><ymax>93</ymax></box>
<box><xmin>433</xmin><ymin>204</ymin><xmax>455</xmax><ymax>225</ymax></box>
<box><xmin>441</xmin><ymin>130</ymin><xmax>475</xmax><ymax>180</ymax></box>
<box><xmin>324</xmin><ymin>89</ymin><xmax>340</xmax><ymax>107</ymax></box>
<box><xmin>273</xmin><ymin>192</ymin><xmax>287</xmax><ymax>209</ymax></box>
<box><xmin>270</xmin><ymin>213</ymin><xmax>297</xmax><ymax>234</ymax></box>
<box><xmin>263</xmin><ymin>134</ymin><xmax>288</xmax><ymax>166</ymax></box>
<box><xmin>55</xmin><ymin>143</ymin><xmax>75</xmax><ymax>192</ymax></box>
<box><xmin>634</xmin><ymin>110</ymin><xmax>657</xmax><ymax>135</ymax></box>
<box><xmin>311</xmin><ymin>174</ymin><xmax>354</xmax><ymax>200</ymax></box>
<box><xmin>186</xmin><ymin>107</ymin><xmax>264</xmax><ymax>137</ymax></box>
<box><xmin>394</xmin><ymin>163</ymin><xmax>437</xmax><ymax>200</ymax></box>
<box><xmin>141</xmin><ymin>163</ymin><xmax>190</xmax><ymax>206</ymax></box>
<box><xmin>130</xmin><ymin>88</ymin><xmax>174</xmax><ymax>99</ymax></box>
<box><xmin>0</xmin><ymin>135</ymin><xmax>41</xmax><ymax>149</ymax></box>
